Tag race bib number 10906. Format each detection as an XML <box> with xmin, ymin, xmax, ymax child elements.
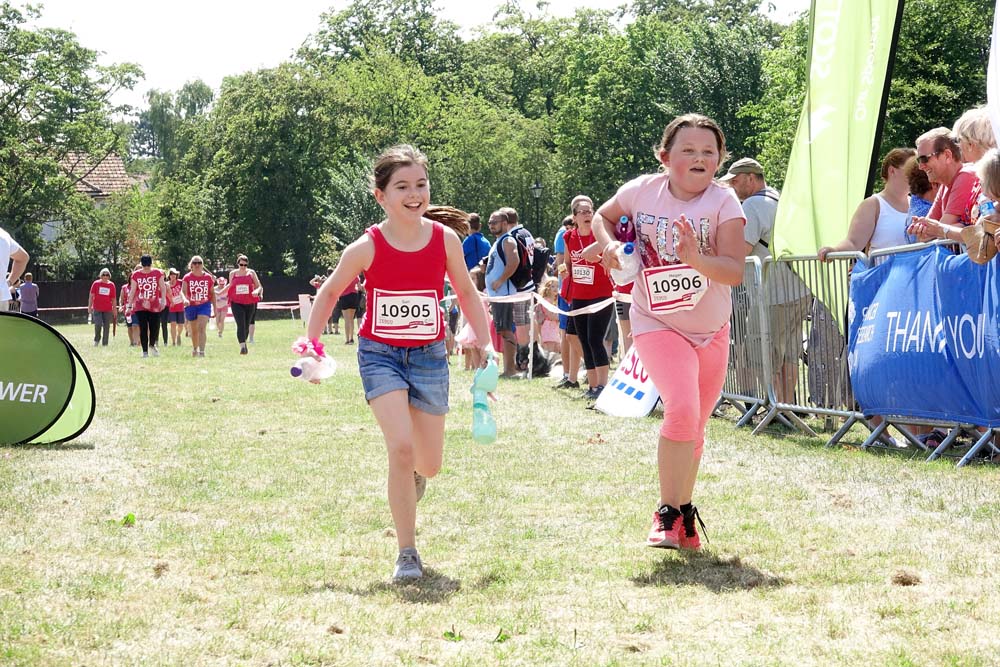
<box><xmin>642</xmin><ymin>264</ymin><xmax>708</xmax><ymax>313</ymax></box>
<box><xmin>371</xmin><ymin>289</ymin><xmax>440</xmax><ymax>340</ymax></box>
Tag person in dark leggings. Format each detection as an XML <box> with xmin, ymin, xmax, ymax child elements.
<box><xmin>126</xmin><ymin>254</ymin><xmax>168</xmax><ymax>358</ymax></box>
<box><xmin>562</xmin><ymin>195</ymin><xmax>615</xmax><ymax>400</ymax></box>
<box><xmin>227</xmin><ymin>254</ymin><xmax>262</xmax><ymax>355</ymax></box>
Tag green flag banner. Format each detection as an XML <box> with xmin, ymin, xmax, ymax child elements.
<box><xmin>0</xmin><ymin>312</ymin><xmax>95</xmax><ymax>444</ymax></box>
<box><xmin>773</xmin><ymin>0</ymin><xmax>903</xmax><ymax>258</ymax></box>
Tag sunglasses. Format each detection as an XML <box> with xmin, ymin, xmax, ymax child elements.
<box><xmin>916</xmin><ymin>150</ymin><xmax>941</xmax><ymax>165</ymax></box>
<box><xmin>192</xmin><ymin>261</ymin><xmax>203</xmax><ymax>265</ymax></box>
<box><xmin>238</xmin><ymin>263</ymin><xmax>248</xmax><ymax>267</ymax></box>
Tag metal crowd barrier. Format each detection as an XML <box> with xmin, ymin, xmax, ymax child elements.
<box><xmin>718</xmin><ymin>257</ymin><xmax>775</xmax><ymax>427</ymax></box>
<box><xmin>859</xmin><ymin>243</ymin><xmax>999</xmax><ymax>466</ymax></box>
<box><xmin>717</xmin><ymin>242</ymin><xmax>997</xmax><ymax>467</ymax></box>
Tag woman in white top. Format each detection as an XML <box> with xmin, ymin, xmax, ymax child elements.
<box><xmin>818</xmin><ymin>148</ymin><xmax>916</xmax><ymax>260</ymax></box>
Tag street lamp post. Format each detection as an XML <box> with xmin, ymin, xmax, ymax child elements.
<box><xmin>529</xmin><ymin>179</ymin><xmax>543</xmax><ymax>237</ymax></box>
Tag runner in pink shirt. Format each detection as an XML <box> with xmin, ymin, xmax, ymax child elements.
<box><xmin>594</xmin><ymin>114</ymin><xmax>746</xmax><ymax>551</ymax></box>
<box><xmin>182</xmin><ymin>255</ymin><xmax>215</xmax><ymax>357</ymax></box>
<box><xmin>166</xmin><ymin>268</ymin><xmax>185</xmax><ymax>346</ymax></box>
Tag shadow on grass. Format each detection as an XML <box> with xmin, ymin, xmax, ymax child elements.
<box><xmin>632</xmin><ymin>551</ymin><xmax>786</xmax><ymax>593</ymax></box>
<box><xmin>315</xmin><ymin>567</ymin><xmax>461</xmax><ymax>604</ymax></box>
<box><xmin>0</xmin><ymin>442</ymin><xmax>96</xmax><ymax>450</ymax></box>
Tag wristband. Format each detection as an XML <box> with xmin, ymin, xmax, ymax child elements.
<box><xmin>292</xmin><ymin>336</ymin><xmax>326</xmax><ymax>358</ymax></box>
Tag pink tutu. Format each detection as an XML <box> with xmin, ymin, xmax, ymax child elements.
<box><xmin>540</xmin><ymin>318</ymin><xmax>560</xmax><ymax>345</ymax></box>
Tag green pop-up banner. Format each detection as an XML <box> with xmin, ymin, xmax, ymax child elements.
<box><xmin>0</xmin><ymin>312</ymin><xmax>95</xmax><ymax>444</ymax></box>
<box><xmin>773</xmin><ymin>0</ymin><xmax>904</xmax><ymax>259</ymax></box>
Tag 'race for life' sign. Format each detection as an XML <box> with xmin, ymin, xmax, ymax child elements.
<box><xmin>593</xmin><ymin>346</ymin><xmax>660</xmax><ymax>418</ymax></box>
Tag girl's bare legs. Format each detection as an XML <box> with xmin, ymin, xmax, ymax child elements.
<box><xmin>197</xmin><ymin>315</ymin><xmax>209</xmax><ymax>353</ymax></box>
<box><xmin>369</xmin><ymin>391</ymin><xmax>445</xmax><ymax>551</ymax></box>
<box><xmin>619</xmin><ymin>319</ymin><xmax>633</xmax><ymax>357</ymax></box>
<box><xmin>343</xmin><ymin>308</ymin><xmax>356</xmax><ymax>343</ymax></box>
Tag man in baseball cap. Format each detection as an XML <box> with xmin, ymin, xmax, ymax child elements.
<box><xmin>719</xmin><ymin>157</ymin><xmax>764</xmax><ymax>191</ymax></box>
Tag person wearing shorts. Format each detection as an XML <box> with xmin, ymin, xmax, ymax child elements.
<box><xmin>594</xmin><ymin>113</ymin><xmax>746</xmax><ymax>551</ymax></box>
<box><xmin>337</xmin><ymin>275</ymin><xmax>362</xmax><ymax>344</ymax></box>
<box><xmin>303</xmin><ymin>144</ymin><xmax>493</xmax><ymax>582</ymax></box>
<box><xmin>182</xmin><ymin>255</ymin><xmax>215</xmax><ymax>357</ymax></box>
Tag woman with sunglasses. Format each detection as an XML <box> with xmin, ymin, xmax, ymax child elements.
<box><xmin>182</xmin><ymin>255</ymin><xmax>215</xmax><ymax>357</ymax></box>
<box><xmin>227</xmin><ymin>254</ymin><xmax>262</xmax><ymax>355</ymax></box>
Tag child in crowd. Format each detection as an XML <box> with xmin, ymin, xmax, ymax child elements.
<box><xmin>214</xmin><ymin>275</ymin><xmax>229</xmax><ymax>337</ymax></box>
<box><xmin>535</xmin><ymin>276</ymin><xmax>562</xmax><ymax>355</ymax></box>
<box><xmin>594</xmin><ymin>113</ymin><xmax>747</xmax><ymax>550</ymax></box>
<box><xmin>305</xmin><ymin>144</ymin><xmax>492</xmax><ymax>582</ymax></box>
<box><xmin>455</xmin><ymin>262</ymin><xmax>491</xmax><ymax>370</ymax></box>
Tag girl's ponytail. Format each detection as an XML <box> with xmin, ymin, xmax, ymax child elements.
<box><xmin>425</xmin><ymin>205</ymin><xmax>470</xmax><ymax>238</ymax></box>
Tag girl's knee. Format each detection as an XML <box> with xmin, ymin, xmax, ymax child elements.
<box><xmin>385</xmin><ymin>440</ymin><xmax>415</xmax><ymax>468</ymax></box>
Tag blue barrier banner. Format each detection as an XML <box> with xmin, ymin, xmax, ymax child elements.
<box><xmin>847</xmin><ymin>246</ymin><xmax>1000</xmax><ymax>427</ymax></box>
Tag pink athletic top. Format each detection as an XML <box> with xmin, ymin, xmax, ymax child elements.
<box><xmin>600</xmin><ymin>173</ymin><xmax>745</xmax><ymax>347</ymax></box>
<box><xmin>229</xmin><ymin>272</ymin><xmax>256</xmax><ymax>305</ymax></box>
<box><xmin>183</xmin><ymin>272</ymin><xmax>214</xmax><ymax>305</ymax></box>
<box><xmin>168</xmin><ymin>281</ymin><xmax>185</xmax><ymax>312</ymax></box>
<box><xmin>130</xmin><ymin>268</ymin><xmax>164</xmax><ymax>312</ymax></box>
<box><xmin>358</xmin><ymin>222</ymin><xmax>447</xmax><ymax>347</ymax></box>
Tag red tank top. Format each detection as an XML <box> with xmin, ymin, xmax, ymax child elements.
<box><xmin>230</xmin><ymin>272</ymin><xmax>256</xmax><ymax>305</ymax></box>
<box><xmin>359</xmin><ymin>222</ymin><xmax>447</xmax><ymax>347</ymax></box>
<box><xmin>564</xmin><ymin>229</ymin><xmax>613</xmax><ymax>301</ymax></box>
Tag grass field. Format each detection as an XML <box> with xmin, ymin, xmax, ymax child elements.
<box><xmin>2</xmin><ymin>320</ymin><xmax>999</xmax><ymax>666</ymax></box>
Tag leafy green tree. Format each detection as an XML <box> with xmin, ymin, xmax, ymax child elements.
<box><xmin>0</xmin><ymin>2</ymin><xmax>141</xmax><ymax>252</ymax></box>
<box><xmin>299</xmin><ymin>0</ymin><xmax>464</xmax><ymax>76</ymax></box>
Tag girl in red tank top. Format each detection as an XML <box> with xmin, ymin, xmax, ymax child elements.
<box><xmin>305</xmin><ymin>144</ymin><xmax>493</xmax><ymax>582</ymax></box>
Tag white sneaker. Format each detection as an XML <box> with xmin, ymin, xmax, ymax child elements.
<box><xmin>393</xmin><ymin>547</ymin><xmax>423</xmax><ymax>581</ymax></box>
<box><xmin>150</xmin><ymin>346</ymin><xmax>159</xmax><ymax>357</ymax></box>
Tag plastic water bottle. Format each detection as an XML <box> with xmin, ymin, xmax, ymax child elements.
<box><xmin>471</xmin><ymin>358</ymin><xmax>499</xmax><ymax>444</ymax></box>
<box><xmin>610</xmin><ymin>242</ymin><xmax>641</xmax><ymax>286</ymax></box>
<box><xmin>979</xmin><ymin>196</ymin><xmax>996</xmax><ymax>218</ymax></box>
<box><xmin>290</xmin><ymin>356</ymin><xmax>337</xmax><ymax>382</ymax></box>
<box><xmin>616</xmin><ymin>215</ymin><xmax>636</xmax><ymax>243</ymax></box>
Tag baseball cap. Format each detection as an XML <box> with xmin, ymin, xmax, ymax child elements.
<box><xmin>720</xmin><ymin>157</ymin><xmax>764</xmax><ymax>181</ymax></box>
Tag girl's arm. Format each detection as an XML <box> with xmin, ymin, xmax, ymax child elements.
<box><xmin>126</xmin><ymin>279</ymin><xmax>138</xmax><ymax>311</ymax></box>
<box><xmin>87</xmin><ymin>288</ymin><xmax>94</xmax><ymax>314</ymax></box>
<box><xmin>443</xmin><ymin>229</ymin><xmax>492</xmax><ymax>353</ymax></box>
<box><xmin>157</xmin><ymin>275</ymin><xmax>169</xmax><ymax>310</ymax></box>
<box><xmin>181</xmin><ymin>279</ymin><xmax>191</xmax><ymax>305</ymax></box>
<box><xmin>250</xmin><ymin>270</ymin><xmax>263</xmax><ymax>296</ymax></box>
<box><xmin>676</xmin><ymin>216</ymin><xmax>746</xmax><ymax>286</ymax></box>
<box><xmin>594</xmin><ymin>201</ymin><xmax>628</xmax><ymax>270</ymax></box>
<box><xmin>306</xmin><ymin>237</ymin><xmax>374</xmax><ymax>342</ymax></box>
<box><xmin>819</xmin><ymin>196</ymin><xmax>878</xmax><ymax>260</ymax></box>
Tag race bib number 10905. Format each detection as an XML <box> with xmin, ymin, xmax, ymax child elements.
<box><xmin>371</xmin><ymin>289</ymin><xmax>440</xmax><ymax>340</ymax></box>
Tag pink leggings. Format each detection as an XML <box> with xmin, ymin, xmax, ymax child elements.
<box><xmin>633</xmin><ymin>325</ymin><xmax>730</xmax><ymax>456</ymax></box>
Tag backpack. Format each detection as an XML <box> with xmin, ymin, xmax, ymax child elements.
<box><xmin>501</xmin><ymin>228</ymin><xmax>540</xmax><ymax>290</ymax></box>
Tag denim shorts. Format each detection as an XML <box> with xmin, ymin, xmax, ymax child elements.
<box><xmin>185</xmin><ymin>302</ymin><xmax>212</xmax><ymax>320</ymax></box>
<box><xmin>357</xmin><ymin>337</ymin><xmax>450</xmax><ymax>415</ymax></box>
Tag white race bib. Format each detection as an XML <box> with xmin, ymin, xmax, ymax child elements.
<box><xmin>172</xmin><ymin>295</ymin><xmax>183</xmax><ymax>305</ymax></box>
<box><xmin>98</xmin><ymin>286</ymin><xmax>111</xmax><ymax>296</ymax></box>
<box><xmin>235</xmin><ymin>284</ymin><xmax>250</xmax><ymax>295</ymax></box>
<box><xmin>371</xmin><ymin>289</ymin><xmax>440</xmax><ymax>340</ymax></box>
<box><xmin>642</xmin><ymin>264</ymin><xmax>708</xmax><ymax>314</ymax></box>
<box><xmin>572</xmin><ymin>263</ymin><xmax>595</xmax><ymax>285</ymax></box>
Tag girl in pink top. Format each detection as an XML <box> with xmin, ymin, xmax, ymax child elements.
<box><xmin>594</xmin><ymin>114</ymin><xmax>746</xmax><ymax>551</ymax></box>
<box><xmin>214</xmin><ymin>276</ymin><xmax>229</xmax><ymax>337</ymax></box>
<box><xmin>305</xmin><ymin>144</ymin><xmax>493</xmax><ymax>582</ymax></box>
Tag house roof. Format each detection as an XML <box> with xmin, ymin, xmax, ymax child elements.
<box><xmin>64</xmin><ymin>153</ymin><xmax>132</xmax><ymax>198</ymax></box>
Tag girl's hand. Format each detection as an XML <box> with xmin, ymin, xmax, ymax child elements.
<box><xmin>479</xmin><ymin>343</ymin><xmax>497</xmax><ymax>367</ymax></box>
<box><xmin>601</xmin><ymin>241</ymin><xmax>624</xmax><ymax>271</ymax></box>
<box><xmin>907</xmin><ymin>216</ymin><xmax>941</xmax><ymax>242</ymax></box>
<box><xmin>673</xmin><ymin>216</ymin><xmax>699</xmax><ymax>265</ymax></box>
<box><xmin>817</xmin><ymin>246</ymin><xmax>833</xmax><ymax>262</ymax></box>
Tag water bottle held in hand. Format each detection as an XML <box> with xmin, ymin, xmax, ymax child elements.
<box><xmin>610</xmin><ymin>242</ymin><xmax>641</xmax><ymax>286</ymax></box>
<box><xmin>290</xmin><ymin>356</ymin><xmax>337</xmax><ymax>382</ymax></box>
<box><xmin>616</xmin><ymin>215</ymin><xmax>636</xmax><ymax>243</ymax></box>
<box><xmin>470</xmin><ymin>358</ymin><xmax>499</xmax><ymax>444</ymax></box>
<box><xmin>978</xmin><ymin>195</ymin><xmax>996</xmax><ymax>218</ymax></box>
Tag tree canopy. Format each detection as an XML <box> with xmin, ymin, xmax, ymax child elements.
<box><xmin>2</xmin><ymin>0</ymin><xmax>993</xmax><ymax>280</ymax></box>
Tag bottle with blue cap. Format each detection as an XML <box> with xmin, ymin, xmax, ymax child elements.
<box><xmin>610</xmin><ymin>242</ymin><xmax>641</xmax><ymax>285</ymax></box>
<box><xmin>290</xmin><ymin>356</ymin><xmax>337</xmax><ymax>382</ymax></box>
